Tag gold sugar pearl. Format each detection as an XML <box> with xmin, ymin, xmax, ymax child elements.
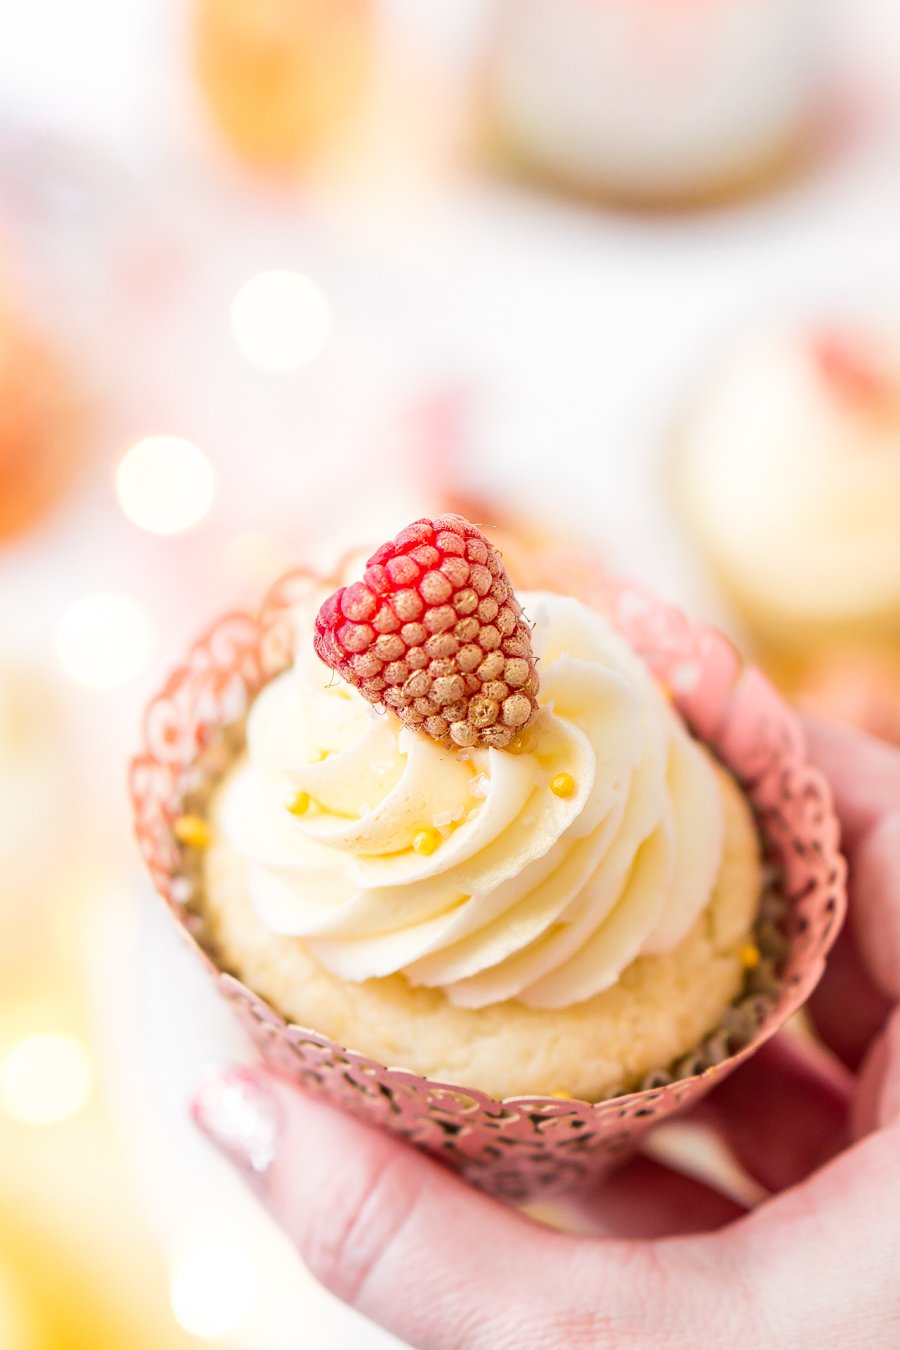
<box><xmin>286</xmin><ymin>790</ymin><xmax>311</xmax><ymax>816</ymax></box>
<box><xmin>173</xmin><ymin>814</ymin><xmax>210</xmax><ymax>849</ymax></box>
<box><xmin>550</xmin><ymin>772</ymin><xmax>576</xmax><ymax>799</ymax></box>
<box><xmin>412</xmin><ymin>828</ymin><xmax>440</xmax><ymax>856</ymax></box>
<box><xmin>741</xmin><ymin>943</ymin><xmax>761</xmax><ymax>970</ymax></box>
<box><xmin>551</xmin><ymin>1089</ymin><xmax>573</xmax><ymax>1100</ymax></box>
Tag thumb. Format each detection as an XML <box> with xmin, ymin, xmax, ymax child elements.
<box><xmin>854</xmin><ymin>1005</ymin><xmax>900</xmax><ymax>1138</ymax></box>
<box><xmin>189</xmin><ymin>1066</ymin><xmax>728</xmax><ymax>1350</ymax></box>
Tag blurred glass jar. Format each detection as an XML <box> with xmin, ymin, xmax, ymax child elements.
<box><xmin>673</xmin><ymin>324</ymin><xmax>900</xmax><ymax>682</ymax></box>
<box><xmin>193</xmin><ymin>0</ymin><xmax>375</xmax><ymax>169</ymax></box>
<box><xmin>482</xmin><ymin>0</ymin><xmax>823</xmax><ymax>207</ymax></box>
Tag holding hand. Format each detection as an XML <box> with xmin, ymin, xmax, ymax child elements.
<box><xmin>193</xmin><ymin>719</ymin><xmax>900</xmax><ymax>1349</ymax></box>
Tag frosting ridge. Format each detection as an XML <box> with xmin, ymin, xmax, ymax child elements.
<box><xmin>218</xmin><ymin>591</ymin><xmax>725</xmax><ymax>1009</ymax></box>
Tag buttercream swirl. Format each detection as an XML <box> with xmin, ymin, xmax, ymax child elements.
<box><xmin>218</xmin><ymin>591</ymin><xmax>724</xmax><ymax>1010</ymax></box>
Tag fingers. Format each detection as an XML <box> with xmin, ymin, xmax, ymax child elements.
<box><xmin>805</xmin><ymin>923</ymin><xmax>892</xmax><ymax>1069</ymax></box>
<box><xmin>713</xmin><ymin>969</ymin><xmax>900</xmax><ymax>1342</ymax></box>
<box><xmin>847</xmin><ymin>811</ymin><xmax>900</xmax><ymax>1001</ymax></box>
<box><xmin>801</xmin><ymin>716</ymin><xmax>900</xmax><ymax>852</ymax></box>
<box><xmin>552</xmin><ymin>1154</ymin><xmax>746</xmax><ymax>1239</ymax></box>
<box><xmin>191</xmin><ymin>1067</ymin><xmax>748</xmax><ymax>1350</ymax></box>
<box><xmin>800</xmin><ymin>717</ymin><xmax>900</xmax><ymax>1060</ymax></box>
<box><xmin>189</xmin><ymin>1067</ymin><xmax>640</xmax><ymax>1349</ymax></box>
<box><xmin>722</xmin><ymin>1123</ymin><xmax>900</xmax><ymax>1344</ymax></box>
<box><xmin>853</xmin><ymin>1005</ymin><xmax>900</xmax><ymax>1138</ymax></box>
<box><xmin>697</xmin><ymin>1011</ymin><xmax>900</xmax><ymax>1343</ymax></box>
<box><xmin>697</xmin><ymin>1031</ymin><xmax>852</xmax><ymax>1193</ymax></box>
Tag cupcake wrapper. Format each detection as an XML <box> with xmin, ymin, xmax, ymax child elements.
<box><xmin>131</xmin><ymin>571</ymin><xmax>846</xmax><ymax>1203</ymax></box>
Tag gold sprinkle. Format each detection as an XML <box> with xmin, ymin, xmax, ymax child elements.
<box><xmin>550</xmin><ymin>772</ymin><xmax>576</xmax><ymax>799</ymax></box>
<box><xmin>173</xmin><ymin>814</ymin><xmax>210</xmax><ymax>849</ymax></box>
<box><xmin>413</xmin><ymin>828</ymin><xmax>440</xmax><ymax>856</ymax></box>
<box><xmin>741</xmin><ymin>943</ymin><xmax>761</xmax><ymax>970</ymax></box>
<box><xmin>658</xmin><ymin>681</ymin><xmax>675</xmax><ymax>704</ymax></box>
<box><xmin>551</xmin><ymin>1089</ymin><xmax>572</xmax><ymax>1100</ymax></box>
<box><xmin>286</xmin><ymin>790</ymin><xmax>311</xmax><ymax>816</ymax></box>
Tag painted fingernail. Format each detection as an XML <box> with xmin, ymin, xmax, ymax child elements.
<box><xmin>191</xmin><ymin>1066</ymin><xmax>283</xmax><ymax>1180</ymax></box>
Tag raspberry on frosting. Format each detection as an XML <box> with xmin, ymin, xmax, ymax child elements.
<box><xmin>313</xmin><ymin>514</ymin><xmax>540</xmax><ymax>749</ymax></box>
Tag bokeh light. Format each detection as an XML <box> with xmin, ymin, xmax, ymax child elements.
<box><xmin>230</xmin><ymin>270</ymin><xmax>330</xmax><ymax>372</ymax></box>
<box><xmin>55</xmin><ymin>593</ymin><xmax>153</xmax><ymax>689</ymax></box>
<box><xmin>0</xmin><ymin>1261</ymin><xmax>36</xmax><ymax>1350</ymax></box>
<box><xmin>169</xmin><ymin>1238</ymin><xmax>257</xmax><ymax>1339</ymax></box>
<box><xmin>1</xmin><ymin>1034</ymin><xmax>92</xmax><ymax>1126</ymax></box>
<box><xmin>115</xmin><ymin>435</ymin><xmax>216</xmax><ymax>535</ymax></box>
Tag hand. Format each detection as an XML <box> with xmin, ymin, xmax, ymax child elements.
<box><xmin>192</xmin><ymin>718</ymin><xmax>900</xmax><ymax>1349</ymax></box>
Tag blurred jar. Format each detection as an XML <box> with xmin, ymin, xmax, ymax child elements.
<box><xmin>193</xmin><ymin>0</ymin><xmax>375</xmax><ymax>169</ymax></box>
<box><xmin>0</xmin><ymin>284</ymin><xmax>84</xmax><ymax>543</ymax></box>
<box><xmin>674</xmin><ymin>324</ymin><xmax>900</xmax><ymax>683</ymax></box>
<box><xmin>482</xmin><ymin>0</ymin><xmax>823</xmax><ymax>207</ymax></box>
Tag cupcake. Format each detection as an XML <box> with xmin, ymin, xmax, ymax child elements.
<box><xmin>675</xmin><ymin>325</ymin><xmax>900</xmax><ymax>681</ymax></box>
<box><xmin>133</xmin><ymin>514</ymin><xmax>844</xmax><ymax>1199</ymax></box>
<box><xmin>482</xmin><ymin>0</ymin><xmax>820</xmax><ymax>209</ymax></box>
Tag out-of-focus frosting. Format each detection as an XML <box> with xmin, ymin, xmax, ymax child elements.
<box><xmin>218</xmin><ymin>591</ymin><xmax>724</xmax><ymax>1010</ymax></box>
<box><xmin>680</xmin><ymin>329</ymin><xmax>900</xmax><ymax>622</ymax></box>
<box><xmin>488</xmin><ymin>0</ymin><xmax>817</xmax><ymax>197</ymax></box>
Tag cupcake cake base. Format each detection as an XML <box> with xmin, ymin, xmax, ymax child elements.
<box><xmin>202</xmin><ymin>757</ymin><xmax>760</xmax><ymax>1102</ymax></box>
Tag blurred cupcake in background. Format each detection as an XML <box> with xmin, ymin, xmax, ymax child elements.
<box><xmin>193</xmin><ymin>0</ymin><xmax>374</xmax><ymax>170</ymax></box>
<box><xmin>450</xmin><ymin>507</ymin><xmax>608</xmax><ymax>609</ymax></box>
<box><xmin>0</xmin><ymin>280</ymin><xmax>84</xmax><ymax>543</ymax></box>
<box><xmin>482</xmin><ymin>0</ymin><xmax>823</xmax><ymax>208</ymax></box>
<box><xmin>674</xmin><ymin>323</ymin><xmax>900</xmax><ymax>689</ymax></box>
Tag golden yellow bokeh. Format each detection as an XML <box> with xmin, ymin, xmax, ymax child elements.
<box><xmin>194</xmin><ymin>0</ymin><xmax>374</xmax><ymax>167</ymax></box>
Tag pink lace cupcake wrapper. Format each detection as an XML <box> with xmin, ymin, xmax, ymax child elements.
<box><xmin>131</xmin><ymin>571</ymin><xmax>846</xmax><ymax>1202</ymax></box>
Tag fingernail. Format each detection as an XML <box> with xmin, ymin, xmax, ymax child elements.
<box><xmin>191</xmin><ymin>1065</ymin><xmax>284</xmax><ymax>1180</ymax></box>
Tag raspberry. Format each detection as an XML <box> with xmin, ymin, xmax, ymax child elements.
<box><xmin>314</xmin><ymin>514</ymin><xmax>540</xmax><ymax>749</ymax></box>
<box><xmin>813</xmin><ymin>331</ymin><xmax>893</xmax><ymax>410</ymax></box>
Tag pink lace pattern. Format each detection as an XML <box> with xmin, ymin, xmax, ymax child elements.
<box><xmin>131</xmin><ymin>572</ymin><xmax>846</xmax><ymax>1202</ymax></box>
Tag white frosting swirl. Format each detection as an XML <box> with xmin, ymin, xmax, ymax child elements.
<box><xmin>218</xmin><ymin>592</ymin><xmax>724</xmax><ymax>1010</ymax></box>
